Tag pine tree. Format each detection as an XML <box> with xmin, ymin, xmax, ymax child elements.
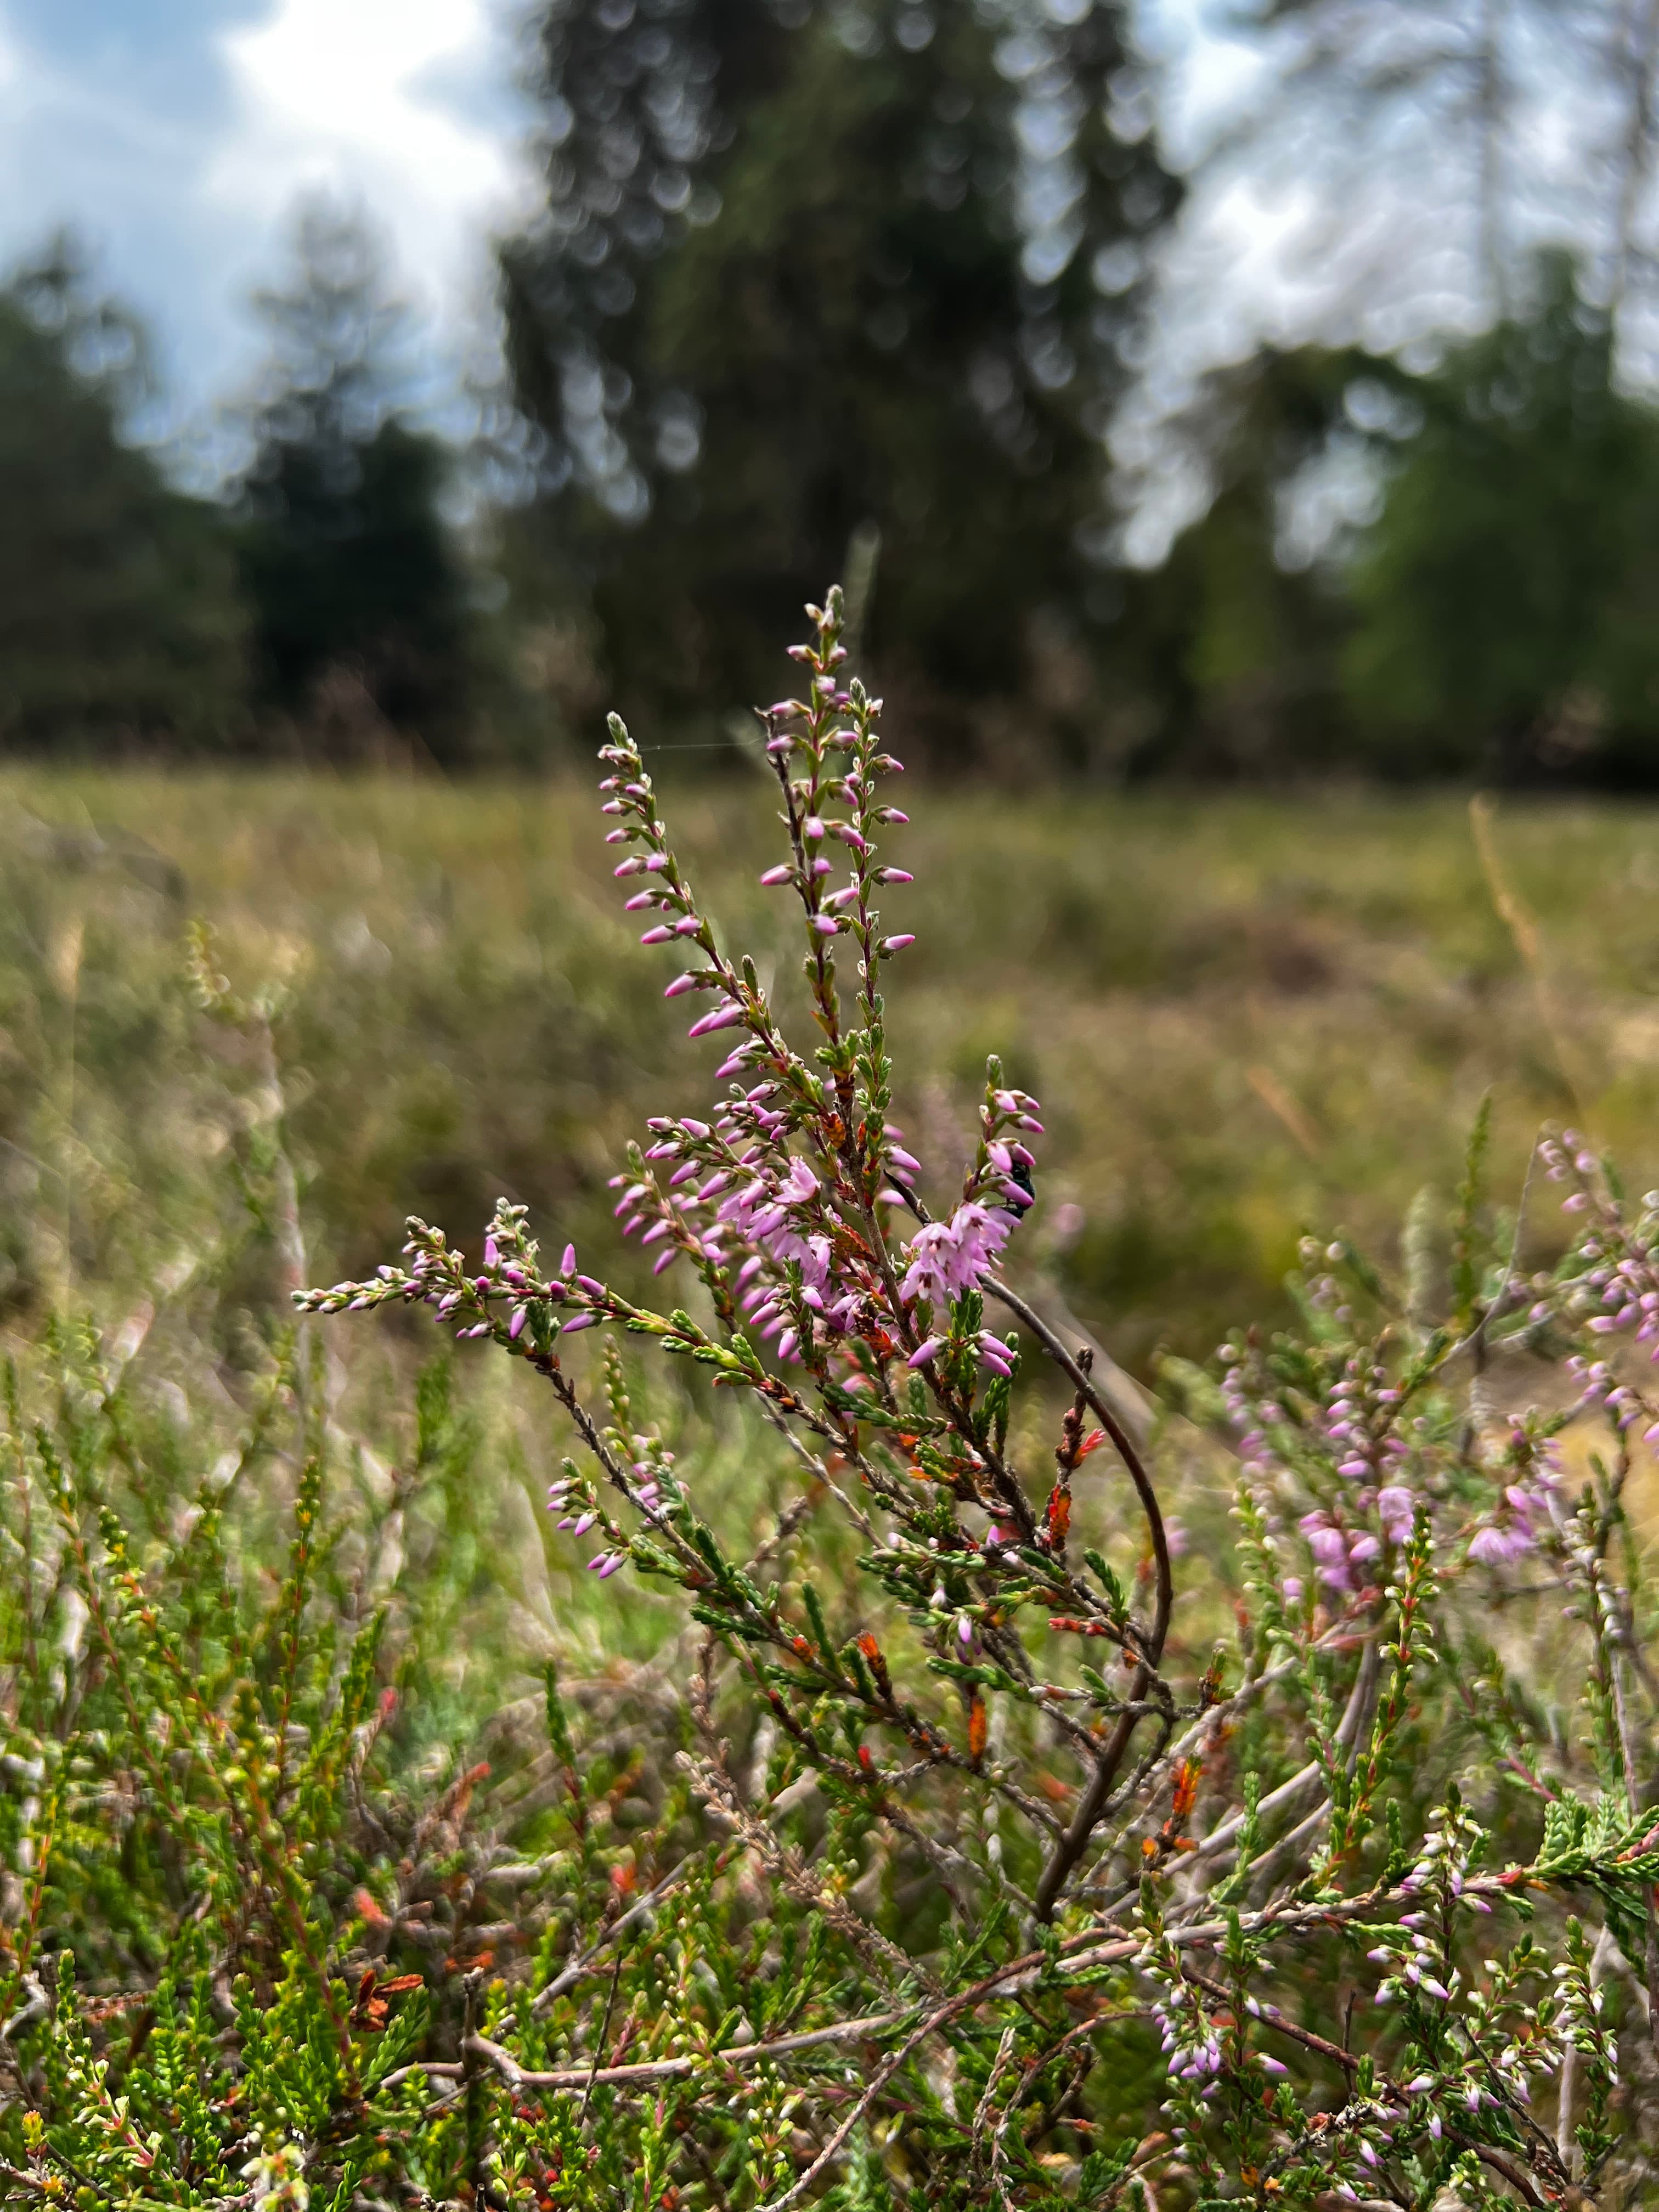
<box><xmin>0</xmin><ymin>241</ymin><xmax>248</xmax><ymax>750</ymax></box>
<box><xmin>235</xmin><ymin>200</ymin><xmax>476</xmax><ymax>758</ymax></box>
<box><xmin>498</xmin><ymin>0</ymin><xmax>1180</xmax><ymax>752</ymax></box>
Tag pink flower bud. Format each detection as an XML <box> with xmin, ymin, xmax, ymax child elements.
<box><xmin>760</xmin><ymin>864</ymin><xmax>793</xmax><ymax>886</ymax></box>
<box><xmin>687</xmin><ymin>1003</ymin><xmax>745</xmax><ymax>1037</ymax></box>
<box><xmin>909</xmin><ymin>1336</ymin><xmax>944</xmax><ymax>1367</ymax></box>
<box><xmin>881</xmin><ymin>934</ymin><xmax>916</xmax><ymax>953</ymax></box>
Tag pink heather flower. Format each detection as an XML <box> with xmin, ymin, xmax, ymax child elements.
<box><xmin>785</xmin><ymin>1157</ymin><xmax>819</xmax><ymax>1201</ymax></box>
<box><xmin>1300</xmin><ymin>1512</ymin><xmax>1358</xmax><ymax>1592</ymax></box>
<box><xmin>560</xmin><ymin>1313</ymin><xmax>596</xmax><ymax>1334</ymax></box>
<box><xmin>1468</xmin><ymin>1522</ymin><xmax>1531</xmax><ymax>1565</ymax></box>
<box><xmin>590</xmin><ymin>1552</ymin><xmax>625</xmax><ymax>1578</ymax></box>
<box><xmin>760</xmin><ymin>864</ymin><xmax>793</xmax><ymax>886</ymax></box>
<box><xmin>909</xmin><ymin>1336</ymin><xmax>944</xmax><ymax>1368</ymax></box>
<box><xmin>881</xmin><ymin>934</ymin><xmax>916</xmax><ymax>953</ymax></box>
<box><xmin>509</xmin><ymin>1306</ymin><xmax>528</xmax><ymax>1340</ymax></box>
<box><xmin>900</xmin><ymin>1202</ymin><xmax>1013</xmax><ymax>1306</ymax></box>
<box><xmin>687</xmin><ymin>1004</ymin><xmax>744</xmax><ymax>1037</ymax></box>
<box><xmin>1376</xmin><ymin>1486</ymin><xmax>1416</xmax><ymax>1542</ymax></box>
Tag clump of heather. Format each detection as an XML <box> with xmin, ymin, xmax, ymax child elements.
<box><xmin>16</xmin><ymin>590</ymin><xmax>1659</xmax><ymax>2209</ymax></box>
<box><xmin>285</xmin><ymin>594</ymin><xmax>1659</xmax><ymax>2204</ymax></box>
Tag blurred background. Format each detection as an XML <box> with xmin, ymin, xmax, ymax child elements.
<box><xmin>5</xmin><ymin>0</ymin><xmax>1659</xmax><ymax>1376</ymax></box>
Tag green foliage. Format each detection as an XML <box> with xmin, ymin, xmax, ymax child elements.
<box><xmin>0</xmin><ymin>242</ymin><xmax>249</xmax><ymax>751</ymax></box>
<box><xmin>500</xmin><ymin>0</ymin><xmax>1178</xmax><ymax>746</ymax></box>
<box><xmin>1114</xmin><ymin>345</ymin><xmax>1397</xmax><ymax>777</ymax></box>
<box><xmin>1344</xmin><ymin>252</ymin><xmax>1659</xmax><ymax>780</ymax></box>
<box><xmin>234</xmin><ymin>200</ymin><xmax>477</xmax><ymax>758</ymax></box>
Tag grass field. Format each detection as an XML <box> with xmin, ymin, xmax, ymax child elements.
<box><xmin>4</xmin><ymin>763</ymin><xmax>1659</xmax><ymax>1861</ymax></box>
<box><xmin>4</xmin><ymin>769</ymin><xmax>1657</xmax><ymax>1370</ymax></box>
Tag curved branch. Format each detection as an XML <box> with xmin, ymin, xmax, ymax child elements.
<box><xmin>981</xmin><ymin>1277</ymin><xmax>1173</xmax><ymax>1922</ymax></box>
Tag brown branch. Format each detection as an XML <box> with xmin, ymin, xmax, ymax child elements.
<box><xmin>981</xmin><ymin>1279</ymin><xmax>1173</xmax><ymax>1920</ymax></box>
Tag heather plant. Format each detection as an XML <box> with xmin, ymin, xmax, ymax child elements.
<box><xmin>11</xmin><ymin>594</ymin><xmax>1659</xmax><ymax>2209</ymax></box>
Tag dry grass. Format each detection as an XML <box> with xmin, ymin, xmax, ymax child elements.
<box><xmin>4</xmin><ymin>768</ymin><xmax>1658</xmax><ymax>1375</ymax></box>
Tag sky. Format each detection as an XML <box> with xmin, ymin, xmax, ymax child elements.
<box><xmin>0</xmin><ymin>1</ymin><xmax>1284</xmax><ymax>440</ymax></box>
<box><xmin>0</xmin><ymin>0</ymin><xmax>540</xmax><ymax>438</ymax></box>
<box><xmin>0</xmin><ymin>0</ymin><xmax>1576</xmax><ymax>548</ymax></box>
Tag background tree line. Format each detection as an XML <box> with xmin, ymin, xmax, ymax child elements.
<box><xmin>7</xmin><ymin>0</ymin><xmax>1659</xmax><ymax>782</ymax></box>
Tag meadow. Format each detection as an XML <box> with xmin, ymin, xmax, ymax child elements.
<box><xmin>5</xmin><ymin>764</ymin><xmax>1654</xmax><ymax>1697</ymax></box>
<box><xmin>5</xmin><ymin>768</ymin><xmax>1657</xmax><ymax>1370</ymax></box>
<box><xmin>6</xmin><ymin>764</ymin><xmax>1659</xmax><ymax>2205</ymax></box>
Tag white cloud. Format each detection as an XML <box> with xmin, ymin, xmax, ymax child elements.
<box><xmin>0</xmin><ymin>0</ymin><xmax>536</xmax><ymax>436</ymax></box>
<box><xmin>212</xmin><ymin>1</ymin><xmax>532</xmax><ymax>274</ymax></box>
<box><xmin>208</xmin><ymin>0</ymin><xmax>537</xmax><ymax>344</ymax></box>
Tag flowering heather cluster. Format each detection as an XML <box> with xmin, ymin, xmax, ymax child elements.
<box><xmin>301</xmin><ymin>595</ymin><xmax>1659</xmax><ymax>2207</ymax></box>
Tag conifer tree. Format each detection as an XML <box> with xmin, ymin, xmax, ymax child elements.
<box><xmin>499</xmin><ymin>0</ymin><xmax>1181</xmax><ymax>748</ymax></box>
<box><xmin>236</xmin><ymin>200</ymin><xmax>475</xmax><ymax>757</ymax></box>
<box><xmin>0</xmin><ymin>240</ymin><xmax>248</xmax><ymax>749</ymax></box>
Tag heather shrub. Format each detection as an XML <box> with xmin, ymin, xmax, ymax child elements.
<box><xmin>8</xmin><ymin>589</ymin><xmax>1659</xmax><ymax>2209</ymax></box>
